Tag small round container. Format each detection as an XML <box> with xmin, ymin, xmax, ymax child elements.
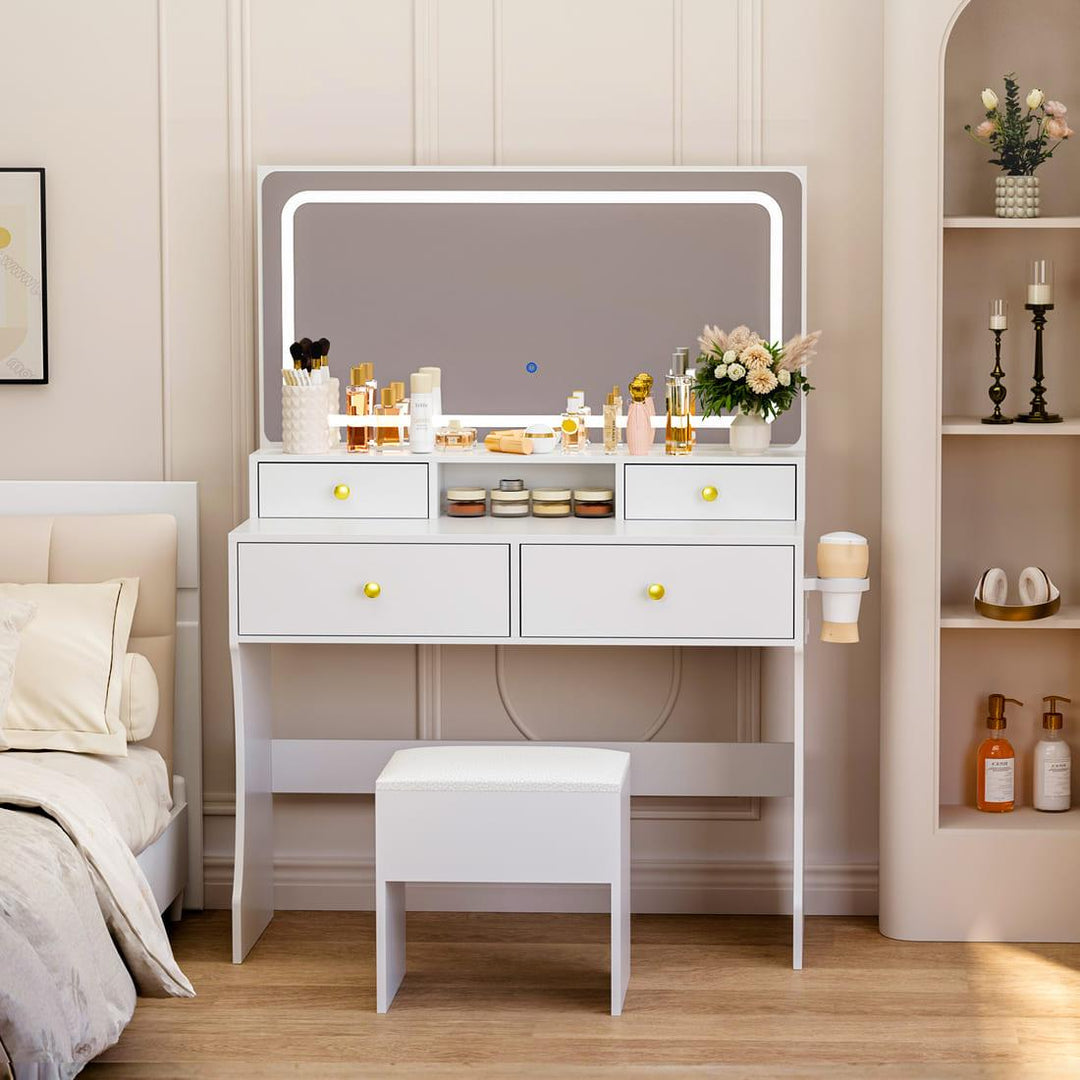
<box><xmin>525</xmin><ymin>423</ymin><xmax>559</xmax><ymax>455</ymax></box>
<box><xmin>490</xmin><ymin>488</ymin><xmax>530</xmax><ymax>518</ymax></box>
<box><xmin>498</xmin><ymin>479</ymin><xmax>525</xmax><ymax>492</ymax></box>
<box><xmin>446</xmin><ymin>487</ymin><xmax>487</xmax><ymax>517</ymax></box>
<box><xmin>532</xmin><ymin>487</ymin><xmax>572</xmax><ymax>518</ymax></box>
<box><xmin>573</xmin><ymin>488</ymin><xmax>615</xmax><ymax>518</ymax></box>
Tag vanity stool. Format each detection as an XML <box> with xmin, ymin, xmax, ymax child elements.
<box><xmin>375</xmin><ymin>744</ymin><xmax>631</xmax><ymax>1015</ymax></box>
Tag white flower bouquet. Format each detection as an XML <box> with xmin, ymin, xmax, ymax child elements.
<box><xmin>693</xmin><ymin>324</ymin><xmax>820</xmax><ymax>420</ymax></box>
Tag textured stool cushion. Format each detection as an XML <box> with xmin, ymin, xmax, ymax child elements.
<box><xmin>376</xmin><ymin>745</ymin><xmax>629</xmax><ymax>793</ymax></box>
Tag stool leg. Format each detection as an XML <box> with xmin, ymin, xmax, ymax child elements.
<box><xmin>377</xmin><ymin>880</ymin><xmax>406</xmax><ymax>1012</ymax></box>
<box><xmin>610</xmin><ymin>783</ymin><xmax>630</xmax><ymax>1016</ymax></box>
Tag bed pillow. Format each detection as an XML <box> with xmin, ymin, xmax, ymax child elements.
<box><xmin>0</xmin><ymin>598</ymin><xmax>36</xmax><ymax>750</ymax></box>
<box><xmin>120</xmin><ymin>652</ymin><xmax>159</xmax><ymax>742</ymax></box>
<box><xmin>0</xmin><ymin>580</ymin><xmax>139</xmax><ymax>756</ymax></box>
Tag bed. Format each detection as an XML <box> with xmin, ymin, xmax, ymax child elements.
<box><xmin>0</xmin><ymin>483</ymin><xmax>203</xmax><ymax>1079</ymax></box>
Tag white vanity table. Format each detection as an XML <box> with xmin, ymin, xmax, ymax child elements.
<box><xmin>230</xmin><ymin>166</ymin><xmax>816</xmax><ymax>970</ymax></box>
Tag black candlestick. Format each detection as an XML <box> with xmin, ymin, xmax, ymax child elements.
<box><xmin>1015</xmin><ymin>303</ymin><xmax>1062</xmax><ymax>423</ymax></box>
<box><xmin>981</xmin><ymin>328</ymin><xmax>1012</xmax><ymax>424</ymax></box>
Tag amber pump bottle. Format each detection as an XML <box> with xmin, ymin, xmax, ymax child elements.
<box><xmin>977</xmin><ymin>693</ymin><xmax>1020</xmax><ymax>812</ymax></box>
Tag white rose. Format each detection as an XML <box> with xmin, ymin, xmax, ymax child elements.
<box><xmin>722</xmin><ymin>349</ymin><xmax>737</xmax><ymax>364</ymax></box>
<box><xmin>726</xmin><ymin>362</ymin><xmax>746</xmax><ymax>381</ymax></box>
<box><xmin>981</xmin><ymin>88</ymin><xmax>999</xmax><ymax>111</ymax></box>
<box><xmin>1027</xmin><ymin>88</ymin><xmax>1045</xmax><ymax>110</ymax></box>
<box><xmin>777</xmin><ymin>368</ymin><xmax>791</xmax><ymax>387</ymax></box>
<box><xmin>714</xmin><ymin>364</ymin><xmax>727</xmax><ymax>379</ymax></box>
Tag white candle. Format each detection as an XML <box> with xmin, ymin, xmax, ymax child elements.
<box><xmin>989</xmin><ymin>299</ymin><xmax>1007</xmax><ymax>330</ymax></box>
<box><xmin>1028</xmin><ymin>259</ymin><xmax>1054</xmax><ymax>305</ymax></box>
<box><xmin>1028</xmin><ymin>283</ymin><xmax>1053</xmax><ymax>304</ymax></box>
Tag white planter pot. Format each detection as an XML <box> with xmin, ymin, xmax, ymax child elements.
<box><xmin>995</xmin><ymin>175</ymin><xmax>1040</xmax><ymax>218</ymax></box>
<box><xmin>729</xmin><ymin>409</ymin><xmax>771</xmax><ymax>454</ymax></box>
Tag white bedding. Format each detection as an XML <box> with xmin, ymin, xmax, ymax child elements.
<box><xmin>2</xmin><ymin>746</ymin><xmax>173</xmax><ymax>855</ymax></box>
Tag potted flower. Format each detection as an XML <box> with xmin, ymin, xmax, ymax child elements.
<box><xmin>694</xmin><ymin>325</ymin><xmax>820</xmax><ymax>453</ymax></box>
<box><xmin>965</xmin><ymin>74</ymin><xmax>1073</xmax><ymax>218</ymax></box>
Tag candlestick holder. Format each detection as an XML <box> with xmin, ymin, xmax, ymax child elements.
<box><xmin>981</xmin><ymin>327</ymin><xmax>1012</xmax><ymax>424</ymax></box>
<box><xmin>1015</xmin><ymin>304</ymin><xmax>1062</xmax><ymax>423</ymax></box>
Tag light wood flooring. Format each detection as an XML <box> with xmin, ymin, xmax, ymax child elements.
<box><xmin>85</xmin><ymin>911</ymin><xmax>1080</xmax><ymax>1079</ymax></box>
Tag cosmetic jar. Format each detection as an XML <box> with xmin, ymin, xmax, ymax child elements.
<box><xmin>531</xmin><ymin>487</ymin><xmax>572</xmax><ymax>518</ymax></box>
<box><xmin>573</xmin><ymin>488</ymin><xmax>615</xmax><ymax>518</ymax></box>
<box><xmin>498</xmin><ymin>479</ymin><xmax>525</xmax><ymax>491</ymax></box>
<box><xmin>524</xmin><ymin>423</ymin><xmax>559</xmax><ymax>454</ymax></box>
<box><xmin>446</xmin><ymin>487</ymin><xmax>487</xmax><ymax>517</ymax></box>
<box><xmin>490</xmin><ymin>488</ymin><xmax>530</xmax><ymax>518</ymax></box>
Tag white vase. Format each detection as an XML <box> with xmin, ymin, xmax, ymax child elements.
<box><xmin>729</xmin><ymin>409</ymin><xmax>771</xmax><ymax>454</ymax></box>
<box><xmin>995</xmin><ymin>175</ymin><xmax>1039</xmax><ymax>218</ymax></box>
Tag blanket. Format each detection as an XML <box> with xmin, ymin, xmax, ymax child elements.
<box><xmin>0</xmin><ymin>757</ymin><xmax>193</xmax><ymax>1079</ymax></box>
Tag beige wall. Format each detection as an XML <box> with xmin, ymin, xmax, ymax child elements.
<box><xmin>0</xmin><ymin>0</ymin><xmax>882</xmax><ymax>914</ymax></box>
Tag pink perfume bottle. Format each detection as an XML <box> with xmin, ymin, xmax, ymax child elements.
<box><xmin>626</xmin><ymin>372</ymin><xmax>656</xmax><ymax>456</ymax></box>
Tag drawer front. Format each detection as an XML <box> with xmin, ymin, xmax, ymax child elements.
<box><xmin>623</xmin><ymin>463</ymin><xmax>796</xmax><ymax>521</ymax></box>
<box><xmin>238</xmin><ymin>543</ymin><xmax>510</xmax><ymax>637</ymax></box>
<box><xmin>257</xmin><ymin>462</ymin><xmax>429</xmax><ymax>519</ymax></box>
<box><xmin>520</xmin><ymin>544</ymin><xmax>795</xmax><ymax>640</ymax></box>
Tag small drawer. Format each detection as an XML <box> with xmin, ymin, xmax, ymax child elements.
<box><xmin>237</xmin><ymin>543</ymin><xmax>510</xmax><ymax>638</ymax></box>
<box><xmin>520</xmin><ymin>544</ymin><xmax>794</xmax><ymax>640</ymax></box>
<box><xmin>257</xmin><ymin>462</ymin><xmax>429</xmax><ymax>519</ymax></box>
<box><xmin>623</xmin><ymin>463</ymin><xmax>796</xmax><ymax>521</ymax></box>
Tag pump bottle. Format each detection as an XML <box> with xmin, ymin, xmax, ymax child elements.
<box><xmin>977</xmin><ymin>693</ymin><xmax>1019</xmax><ymax>812</ymax></box>
<box><xmin>1034</xmin><ymin>695</ymin><xmax>1072</xmax><ymax>813</ymax></box>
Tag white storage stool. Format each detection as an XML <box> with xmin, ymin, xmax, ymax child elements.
<box><xmin>375</xmin><ymin>745</ymin><xmax>631</xmax><ymax>1015</ymax></box>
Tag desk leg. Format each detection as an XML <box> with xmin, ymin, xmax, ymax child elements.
<box><xmin>231</xmin><ymin>642</ymin><xmax>274</xmax><ymax>963</ymax></box>
<box><xmin>792</xmin><ymin>640</ymin><xmax>805</xmax><ymax>971</ymax></box>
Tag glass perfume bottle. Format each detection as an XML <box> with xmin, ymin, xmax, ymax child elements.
<box><xmin>977</xmin><ymin>693</ymin><xmax>1020</xmax><ymax>812</ymax></box>
<box><xmin>376</xmin><ymin>387</ymin><xmax>405</xmax><ymax>449</ymax></box>
<box><xmin>390</xmin><ymin>380</ymin><xmax>409</xmax><ymax>447</ymax></box>
<box><xmin>603</xmin><ymin>384</ymin><xmax>623</xmax><ymax>454</ymax></box>
<box><xmin>560</xmin><ymin>391</ymin><xmax>589</xmax><ymax>454</ymax></box>
<box><xmin>435</xmin><ymin>418</ymin><xmax>477</xmax><ymax>452</ymax></box>
<box><xmin>346</xmin><ymin>363</ymin><xmax>374</xmax><ymax>453</ymax></box>
<box><xmin>665</xmin><ymin>350</ymin><xmax>694</xmax><ymax>456</ymax></box>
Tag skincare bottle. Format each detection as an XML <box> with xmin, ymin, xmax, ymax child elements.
<box><xmin>560</xmin><ymin>392</ymin><xmax>589</xmax><ymax>454</ymax></box>
<box><xmin>1034</xmin><ymin>695</ymin><xmax>1072</xmax><ymax>813</ymax></box>
<box><xmin>665</xmin><ymin>350</ymin><xmax>694</xmax><ymax>456</ymax></box>
<box><xmin>346</xmin><ymin>364</ymin><xmax>374</xmax><ymax>453</ymax></box>
<box><xmin>408</xmin><ymin>372</ymin><xmax>435</xmax><ymax>453</ymax></box>
<box><xmin>626</xmin><ymin>373</ymin><xmax>655</xmax><ymax>455</ymax></box>
<box><xmin>977</xmin><ymin>693</ymin><xmax>1020</xmax><ymax>812</ymax></box>
<box><xmin>603</xmin><ymin>385</ymin><xmax>623</xmax><ymax>455</ymax></box>
<box><xmin>418</xmin><ymin>366</ymin><xmax>442</xmax><ymax>420</ymax></box>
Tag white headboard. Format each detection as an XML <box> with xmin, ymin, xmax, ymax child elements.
<box><xmin>0</xmin><ymin>481</ymin><xmax>203</xmax><ymax>908</ymax></box>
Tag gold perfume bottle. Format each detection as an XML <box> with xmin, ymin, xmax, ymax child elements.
<box><xmin>434</xmin><ymin>418</ymin><xmax>477</xmax><ymax>451</ymax></box>
<box><xmin>376</xmin><ymin>386</ymin><xmax>405</xmax><ymax>448</ymax></box>
<box><xmin>560</xmin><ymin>392</ymin><xmax>589</xmax><ymax>454</ymax></box>
<box><xmin>346</xmin><ymin>363</ymin><xmax>374</xmax><ymax>453</ymax></box>
<box><xmin>665</xmin><ymin>351</ymin><xmax>693</xmax><ymax>456</ymax></box>
<box><xmin>603</xmin><ymin>384</ymin><xmax>622</xmax><ymax>455</ymax></box>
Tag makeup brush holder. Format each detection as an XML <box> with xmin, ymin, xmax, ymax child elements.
<box><xmin>282</xmin><ymin>383</ymin><xmax>333</xmax><ymax>455</ymax></box>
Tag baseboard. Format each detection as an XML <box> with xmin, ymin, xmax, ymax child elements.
<box><xmin>203</xmin><ymin>854</ymin><xmax>877</xmax><ymax>916</ymax></box>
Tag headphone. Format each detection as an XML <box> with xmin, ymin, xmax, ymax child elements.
<box><xmin>974</xmin><ymin>566</ymin><xmax>1061</xmax><ymax>620</ymax></box>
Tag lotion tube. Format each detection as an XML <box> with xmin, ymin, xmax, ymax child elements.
<box><xmin>408</xmin><ymin>371</ymin><xmax>435</xmax><ymax>453</ymax></box>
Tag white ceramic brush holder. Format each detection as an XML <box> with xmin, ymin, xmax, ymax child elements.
<box><xmin>282</xmin><ymin>383</ymin><xmax>332</xmax><ymax>455</ymax></box>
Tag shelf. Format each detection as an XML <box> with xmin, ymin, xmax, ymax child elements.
<box><xmin>940</xmin><ymin>805</ymin><xmax>1080</xmax><ymax>831</ymax></box>
<box><xmin>942</xmin><ymin>416</ymin><xmax>1080</xmax><ymax>435</ymax></box>
<box><xmin>941</xmin><ymin>604</ymin><xmax>1080</xmax><ymax>629</ymax></box>
<box><xmin>944</xmin><ymin>216</ymin><xmax>1080</xmax><ymax>229</ymax></box>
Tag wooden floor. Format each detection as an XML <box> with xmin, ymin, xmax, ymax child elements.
<box><xmin>85</xmin><ymin>911</ymin><xmax>1080</xmax><ymax>1079</ymax></box>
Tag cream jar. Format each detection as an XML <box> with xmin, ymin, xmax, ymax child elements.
<box><xmin>573</xmin><ymin>488</ymin><xmax>615</xmax><ymax>518</ymax></box>
<box><xmin>532</xmin><ymin>487</ymin><xmax>572</xmax><ymax>518</ymax></box>
<box><xmin>490</xmin><ymin>488</ymin><xmax>530</xmax><ymax>518</ymax></box>
<box><xmin>446</xmin><ymin>487</ymin><xmax>487</xmax><ymax>517</ymax></box>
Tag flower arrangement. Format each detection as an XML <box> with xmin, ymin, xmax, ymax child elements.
<box><xmin>965</xmin><ymin>74</ymin><xmax>1072</xmax><ymax>174</ymax></box>
<box><xmin>693</xmin><ymin>325</ymin><xmax>820</xmax><ymax>420</ymax></box>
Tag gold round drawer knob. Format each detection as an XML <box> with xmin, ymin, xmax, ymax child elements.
<box><xmin>701</xmin><ymin>486</ymin><xmax>718</xmax><ymax>502</ymax></box>
<box><xmin>647</xmin><ymin>583</ymin><xmax>666</xmax><ymax>601</ymax></box>
<box><xmin>333</xmin><ymin>484</ymin><xmax>351</xmax><ymax>501</ymax></box>
<box><xmin>363</xmin><ymin>582</ymin><xmax>381</xmax><ymax>599</ymax></box>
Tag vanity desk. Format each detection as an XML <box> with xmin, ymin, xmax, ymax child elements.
<box><xmin>231</xmin><ymin>166</ymin><xmax>821</xmax><ymax>970</ymax></box>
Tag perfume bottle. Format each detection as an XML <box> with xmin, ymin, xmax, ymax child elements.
<box><xmin>346</xmin><ymin>364</ymin><xmax>374</xmax><ymax>453</ymax></box>
<box><xmin>603</xmin><ymin>384</ymin><xmax>623</xmax><ymax>455</ymax></box>
<box><xmin>665</xmin><ymin>350</ymin><xmax>694</xmax><ymax>456</ymax></box>
<box><xmin>626</xmin><ymin>373</ymin><xmax>656</xmax><ymax>456</ymax></box>
<box><xmin>390</xmin><ymin>381</ymin><xmax>409</xmax><ymax>446</ymax></box>
<box><xmin>560</xmin><ymin>391</ymin><xmax>589</xmax><ymax>454</ymax></box>
<box><xmin>977</xmin><ymin>693</ymin><xmax>1020</xmax><ymax>812</ymax></box>
<box><xmin>376</xmin><ymin>387</ymin><xmax>405</xmax><ymax>449</ymax></box>
<box><xmin>435</xmin><ymin>418</ymin><xmax>477</xmax><ymax>452</ymax></box>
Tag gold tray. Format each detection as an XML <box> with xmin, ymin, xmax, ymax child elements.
<box><xmin>973</xmin><ymin>596</ymin><xmax>1061</xmax><ymax>622</ymax></box>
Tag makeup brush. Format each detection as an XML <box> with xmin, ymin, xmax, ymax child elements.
<box><xmin>289</xmin><ymin>341</ymin><xmax>304</xmax><ymax>370</ymax></box>
<box><xmin>298</xmin><ymin>338</ymin><xmax>313</xmax><ymax>372</ymax></box>
<box><xmin>316</xmin><ymin>337</ymin><xmax>330</xmax><ymax>363</ymax></box>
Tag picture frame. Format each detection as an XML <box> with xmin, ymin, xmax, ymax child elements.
<box><xmin>0</xmin><ymin>167</ymin><xmax>48</xmax><ymax>384</ymax></box>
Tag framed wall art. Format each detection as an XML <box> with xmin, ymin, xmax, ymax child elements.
<box><xmin>0</xmin><ymin>168</ymin><xmax>47</xmax><ymax>384</ymax></box>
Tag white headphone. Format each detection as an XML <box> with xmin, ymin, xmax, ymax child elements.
<box><xmin>974</xmin><ymin>566</ymin><xmax>1060</xmax><ymax>617</ymax></box>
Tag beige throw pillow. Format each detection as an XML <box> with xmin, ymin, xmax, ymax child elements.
<box><xmin>0</xmin><ymin>580</ymin><xmax>139</xmax><ymax>756</ymax></box>
<box><xmin>0</xmin><ymin>598</ymin><xmax>37</xmax><ymax>750</ymax></box>
<box><xmin>120</xmin><ymin>652</ymin><xmax>160</xmax><ymax>742</ymax></box>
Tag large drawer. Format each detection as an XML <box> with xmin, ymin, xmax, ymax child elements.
<box><xmin>520</xmin><ymin>544</ymin><xmax>795</xmax><ymax>640</ymax></box>
<box><xmin>257</xmin><ymin>461</ymin><xmax>429</xmax><ymax>519</ymax></box>
<box><xmin>623</xmin><ymin>463</ymin><xmax>796</xmax><ymax>521</ymax></box>
<box><xmin>237</xmin><ymin>542</ymin><xmax>510</xmax><ymax>637</ymax></box>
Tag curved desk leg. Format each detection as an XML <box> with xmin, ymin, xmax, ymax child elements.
<box><xmin>792</xmin><ymin>638</ymin><xmax>805</xmax><ymax>971</ymax></box>
<box><xmin>231</xmin><ymin>642</ymin><xmax>274</xmax><ymax>963</ymax></box>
